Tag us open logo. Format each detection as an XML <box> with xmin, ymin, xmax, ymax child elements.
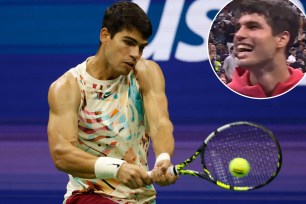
<box><xmin>132</xmin><ymin>0</ymin><xmax>304</xmax><ymax>62</ymax></box>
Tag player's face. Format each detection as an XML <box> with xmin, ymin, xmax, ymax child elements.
<box><xmin>234</xmin><ymin>13</ymin><xmax>278</xmax><ymax>69</ymax></box>
<box><xmin>102</xmin><ymin>29</ymin><xmax>148</xmax><ymax>76</ymax></box>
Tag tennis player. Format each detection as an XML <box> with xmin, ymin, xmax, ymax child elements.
<box><xmin>227</xmin><ymin>0</ymin><xmax>305</xmax><ymax>98</ymax></box>
<box><xmin>47</xmin><ymin>1</ymin><xmax>177</xmax><ymax>203</ymax></box>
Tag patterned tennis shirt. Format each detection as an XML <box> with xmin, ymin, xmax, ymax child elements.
<box><xmin>63</xmin><ymin>58</ymin><xmax>156</xmax><ymax>204</ymax></box>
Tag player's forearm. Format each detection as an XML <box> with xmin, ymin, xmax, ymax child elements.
<box><xmin>51</xmin><ymin>142</ymin><xmax>126</xmax><ymax>180</ymax></box>
<box><xmin>151</xmin><ymin>119</ymin><xmax>175</xmax><ymax>157</ymax></box>
<box><xmin>51</xmin><ymin>143</ymin><xmax>97</xmax><ymax>178</ymax></box>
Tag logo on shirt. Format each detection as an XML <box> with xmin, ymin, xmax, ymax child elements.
<box><xmin>103</xmin><ymin>92</ymin><xmax>113</xmax><ymax>99</ymax></box>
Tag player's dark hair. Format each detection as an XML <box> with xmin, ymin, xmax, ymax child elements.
<box><xmin>102</xmin><ymin>1</ymin><xmax>152</xmax><ymax>40</ymax></box>
<box><xmin>233</xmin><ymin>0</ymin><xmax>300</xmax><ymax>53</ymax></box>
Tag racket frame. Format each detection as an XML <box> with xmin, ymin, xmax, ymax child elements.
<box><xmin>171</xmin><ymin>121</ymin><xmax>282</xmax><ymax>191</ymax></box>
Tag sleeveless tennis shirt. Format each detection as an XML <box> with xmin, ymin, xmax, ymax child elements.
<box><xmin>63</xmin><ymin>59</ymin><xmax>156</xmax><ymax>204</ymax></box>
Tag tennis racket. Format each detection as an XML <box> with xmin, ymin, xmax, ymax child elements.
<box><xmin>151</xmin><ymin>121</ymin><xmax>282</xmax><ymax>191</ymax></box>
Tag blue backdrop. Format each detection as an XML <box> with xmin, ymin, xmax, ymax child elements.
<box><xmin>0</xmin><ymin>0</ymin><xmax>305</xmax><ymax>127</ymax></box>
<box><xmin>0</xmin><ymin>1</ymin><xmax>305</xmax><ymax>204</ymax></box>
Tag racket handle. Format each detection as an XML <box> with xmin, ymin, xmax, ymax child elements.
<box><xmin>167</xmin><ymin>166</ymin><xmax>176</xmax><ymax>175</ymax></box>
<box><xmin>147</xmin><ymin>166</ymin><xmax>176</xmax><ymax>177</ymax></box>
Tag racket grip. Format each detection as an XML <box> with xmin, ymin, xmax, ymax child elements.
<box><xmin>167</xmin><ymin>166</ymin><xmax>176</xmax><ymax>175</ymax></box>
<box><xmin>147</xmin><ymin>166</ymin><xmax>176</xmax><ymax>177</ymax></box>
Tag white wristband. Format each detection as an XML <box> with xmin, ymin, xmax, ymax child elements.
<box><xmin>94</xmin><ymin>157</ymin><xmax>126</xmax><ymax>179</ymax></box>
<box><xmin>154</xmin><ymin>153</ymin><xmax>171</xmax><ymax>167</ymax></box>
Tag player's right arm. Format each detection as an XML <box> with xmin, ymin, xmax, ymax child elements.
<box><xmin>48</xmin><ymin>72</ymin><xmax>98</xmax><ymax>179</ymax></box>
<box><xmin>47</xmin><ymin>72</ymin><xmax>151</xmax><ymax>188</ymax></box>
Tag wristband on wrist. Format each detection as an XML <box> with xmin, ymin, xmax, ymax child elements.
<box><xmin>154</xmin><ymin>152</ymin><xmax>171</xmax><ymax>167</ymax></box>
<box><xmin>94</xmin><ymin>157</ymin><xmax>126</xmax><ymax>179</ymax></box>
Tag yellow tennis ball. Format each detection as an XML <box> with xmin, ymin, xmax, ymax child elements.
<box><xmin>229</xmin><ymin>158</ymin><xmax>250</xmax><ymax>178</ymax></box>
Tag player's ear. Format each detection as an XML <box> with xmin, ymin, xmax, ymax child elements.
<box><xmin>100</xmin><ymin>28</ymin><xmax>110</xmax><ymax>45</ymax></box>
<box><xmin>276</xmin><ymin>31</ymin><xmax>290</xmax><ymax>49</ymax></box>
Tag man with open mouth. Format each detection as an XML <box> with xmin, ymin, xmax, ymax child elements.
<box><xmin>227</xmin><ymin>0</ymin><xmax>305</xmax><ymax>99</ymax></box>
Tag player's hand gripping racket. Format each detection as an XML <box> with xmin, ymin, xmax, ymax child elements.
<box><xmin>151</xmin><ymin>121</ymin><xmax>282</xmax><ymax>191</ymax></box>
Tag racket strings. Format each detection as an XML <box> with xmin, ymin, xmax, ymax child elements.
<box><xmin>202</xmin><ymin>123</ymin><xmax>280</xmax><ymax>188</ymax></box>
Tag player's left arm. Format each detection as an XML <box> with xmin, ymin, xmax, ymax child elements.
<box><xmin>135</xmin><ymin>59</ymin><xmax>177</xmax><ymax>186</ymax></box>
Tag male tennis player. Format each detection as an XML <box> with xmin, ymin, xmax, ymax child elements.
<box><xmin>47</xmin><ymin>1</ymin><xmax>177</xmax><ymax>203</ymax></box>
<box><xmin>227</xmin><ymin>0</ymin><xmax>304</xmax><ymax>98</ymax></box>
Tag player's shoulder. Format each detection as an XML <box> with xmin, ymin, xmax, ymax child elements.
<box><xmin>135</xmin><ymin>58</ymin><xmax>163</xmax><ymax>78</ymax></box>
<box><xmin>48</xmin><ymin>71</ymin><xmax>80</xmax><ymax>105</ymax></box>
<box><xmin>49</xmin><ymin>71</ymin><xmax>77</xmax><ymax>93</ymax></box>
<box><xmin>135</xmin><ymin>58</ymin><xmax>165</xmax><ymax>92</ymax></box>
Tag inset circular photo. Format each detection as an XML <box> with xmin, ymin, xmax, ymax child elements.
<box><xmin>208</xmin><ymin>0</ymin><xmax>306</xmax><ymax>99</ymax></box>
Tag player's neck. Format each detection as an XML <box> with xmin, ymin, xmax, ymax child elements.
<box><xmin>86</xmin><ymin>55</ymin><xmax>119</xmax><ymax>80</ymax></box>
<box><xmin>249</xmin><ymin>58</ymin><xmax>290</xmax><ymax>95</ymax></box>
